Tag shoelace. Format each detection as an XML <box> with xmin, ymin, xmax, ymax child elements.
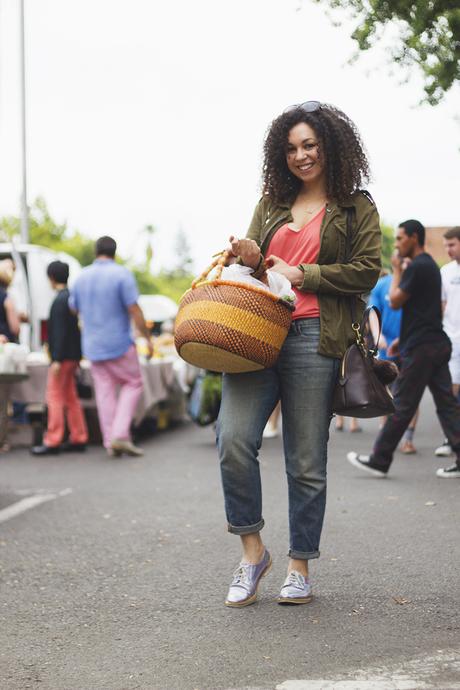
<box><xmin>231</xmin><ymin>564</ymin><xmax>251</xmax><ymax>588</ymax></box>
<box><xmin>284</xmin><ymin>571</ymin><xmax>305</xmax><ymax>590</ymax></box>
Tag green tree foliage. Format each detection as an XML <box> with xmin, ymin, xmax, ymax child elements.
<box><xmin>142</xmin><ymin>224</ymin><xmax>156</xmax><ymax>270</ymax></box>
<box><xmin>129</xmin><ymin>225</ymin><xmax>195</xmax><ymax>301</ymax></box>
<box><xmin>380</xmin><ymin>222</ymin><xmax>395</xmax><ymax>269</ymax></box>
<box><xmin>0</xmin><ymin>198</ymin><xmax>194</xmax><ymax>303</ymax></box>
<box><xmin>129</xmin><ymin>226</ymin><xmax>196</xmax><ymax>302</ymax></box>
<box><xmin>0</xmin><ymin>197</ymin><xmax>95</xmax><ymax>266</ymax></box>
<box><xmin>130</xmin><ymin>266</ymin><xmax>192</xmax><ymax>303</ymax></box>
<box><xmin>314</xmin><ymin>0</ymin><xmax>460</xmax><ymax>104</ymax></box>
<box><xmin>172</xmin><ymin>227</ymin><xmax>194</xmax><ymax>277</ymax></box>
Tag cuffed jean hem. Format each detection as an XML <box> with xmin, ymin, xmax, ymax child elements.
<box><xmin>288</xmin><ymin>549</ymin><xmax>320</xmax><ymax>560</ymax></box>
<box><xmin>227</xmin><ymin>519</ymin><xmax>265</xmax><ymax>535</ymax></box>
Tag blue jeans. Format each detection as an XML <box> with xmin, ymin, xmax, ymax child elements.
<box><xmin>216</xmin><ymin>318</ymin><xmax>339</xmax><ymax>560</ymax></box>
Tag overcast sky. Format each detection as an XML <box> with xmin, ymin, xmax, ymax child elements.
<box><xmin>0</xmin><ymin>0</ymin><xmax>459</xmax><ymax>273</ymax></box>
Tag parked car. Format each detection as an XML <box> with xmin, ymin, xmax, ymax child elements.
<box><xmin>0</xmin><ymin>242</ymin><xmax>82</xmax><ymax>351</ymax></box>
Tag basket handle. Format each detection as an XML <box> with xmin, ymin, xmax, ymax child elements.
<box><xmin>191</xmin><ymin>250</ymin><xmax>230</xmax><ymax>288</ymax></box>
<box><xmin>191</xmin><ymin>249</ymin><xmax>269</xmax><ymax>289</ymax></box>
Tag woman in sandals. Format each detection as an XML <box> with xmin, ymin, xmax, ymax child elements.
<box><xmin>216</xmin><ymin>102</ymin><xmax>381</xmax><ymax>606</ymax></box>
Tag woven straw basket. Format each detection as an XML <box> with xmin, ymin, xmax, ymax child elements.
<box><xmin>174</xmin><ymin>250</ymin><xmax>294</xmax><ymax>373</ymax></box>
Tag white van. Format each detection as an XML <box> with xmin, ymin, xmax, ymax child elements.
<box><xmin>0</xmin><ymin>242</ymin><xmax>82</xmax><ymax>351</ymax></box>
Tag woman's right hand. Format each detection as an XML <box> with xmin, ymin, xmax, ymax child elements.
<box><xmin>228</xmin><ymin>236</ymin><xmax>261</xmax><ymax>270</ymax></box>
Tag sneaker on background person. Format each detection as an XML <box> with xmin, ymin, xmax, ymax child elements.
<box><xmin>346</xmin><ymin>452</ymin><xmax>387</xmax><ymax>478</ymax></box>
<box><xmin>436</xmin><ymin>462</ymin><xmax>460</xmax><ymax>478</ymax></box>
<box><xmin>60</xmin><ymin>441</ymin><xmax>87</xmax><ymax>453</ymax></box>
<box><xmin>435</xmin><ymin>440</ymin><xmax>453</xmax><ymax>457</ymax></box>
<box><xmin>30</xmin><ymin>444</ymin><xmax>61</xmax><ymax>456</ymax></box>
<box><xmin>110</xmin><ymin>439</ymin><xmax>144</xmax><ymax>457</ymax></box>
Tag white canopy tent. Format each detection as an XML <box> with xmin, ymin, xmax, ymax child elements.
<box><xmin>138</xmin><ymin>294</ymin><xmax>178</xmax><ymax>323</ymax></box>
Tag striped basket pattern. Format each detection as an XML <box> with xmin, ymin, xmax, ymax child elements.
<box><xmin>175</xmin><ymin>252</ymin><xmax>293</xmax><ymax>373</ymax></box>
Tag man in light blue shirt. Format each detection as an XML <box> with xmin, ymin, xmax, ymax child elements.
<box><xmin>70</xmin><ymin>236</ymin><xmax>153</xmax><ymax>456</ymax></box>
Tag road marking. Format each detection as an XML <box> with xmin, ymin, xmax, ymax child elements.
<box><xmin>0</xmin><ymin>488</ymin><xmax>73</xmax><ymax>524</ymax></box>
<box><xmin>276</xmin><ymin>651</ymin><xmax>460</xmax><ymax>690</ymax></box>
<box><xmin>278</xmin><ymin>683</ymin><xmax>426</xmax><ymax>689</ymax></box>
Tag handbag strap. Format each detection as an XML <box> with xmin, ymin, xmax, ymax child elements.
<box><xmin>345</xmin><ymin>208</ymin><xmax>358</xmax><ymax>327</ymax></box>
<box><xmin>360</xmin><ymin>305</ymin><xmax>382</xmax><ymax>354</ymax></box>
<box><xmin>345</xmin><ymin>208</ymin><xmax>381</xmax><ymax>352</ymax></box>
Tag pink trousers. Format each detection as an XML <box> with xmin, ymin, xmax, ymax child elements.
<box><xmin>90</xmin><ymin>345</ymin><xmax>143</xmax><ymax>448</ymax></box>
<box><xmin>44</xmin><ymin>361</ymin><xmax>88</xmax><ymax>447</ymax></box>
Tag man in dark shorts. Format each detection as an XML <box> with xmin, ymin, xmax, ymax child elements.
<box><xmin>347</xmin><ymin>219</ymin><xmax>460</xmax><ymax>478</ymax></box>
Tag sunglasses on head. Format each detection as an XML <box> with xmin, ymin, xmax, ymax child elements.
<box><xmin>283</xmin><ymin>100</ymin><xmax>321</xmax><ymax>114</ymax></box>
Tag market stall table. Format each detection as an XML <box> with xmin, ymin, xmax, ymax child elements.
<box><xmin>10</xmin><ymin>355</ymin><xmax>179</xmax><ymax>426</ymax></box>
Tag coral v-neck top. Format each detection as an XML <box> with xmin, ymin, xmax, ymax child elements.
<box><xmin>266</xmin><ymin>206</ymin><xmax>325</xmax><ymax>320</ymax></box>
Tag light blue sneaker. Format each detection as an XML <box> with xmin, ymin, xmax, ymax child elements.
<box><xmin>277</xmin><ymin>570</ymin><xmax>313</xmax><ymax>605</ymax></box>
<box><xmin>225</xmin><ymin>549</ymin><xmax>272</xmax><ymax>607</ymax></box>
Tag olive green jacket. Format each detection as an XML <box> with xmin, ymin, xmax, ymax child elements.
<box><xmin>246</xmin><ymin>191</ymin><xmax>382</xmax><ymax>358</ymax></box>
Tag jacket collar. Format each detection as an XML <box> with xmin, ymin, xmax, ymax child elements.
<box><xmin>328</xmin><ymin>197</ymin><xmax>355</xmax><ymax>210</ymax></box>
<box><xmin>274</xmin><ymin>197</ymin><xmax>355</xmax><ymax>214</ymax></box>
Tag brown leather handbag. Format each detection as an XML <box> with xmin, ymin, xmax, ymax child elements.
<box><xmin>332</xmin><ymin>306</ymin><xmax>396</xmax><ymax>418</ymax></box>
<box><xmin>332</xmin><ymin>204</ymin><xmax>397</xmax><ymax>418</ymax></box>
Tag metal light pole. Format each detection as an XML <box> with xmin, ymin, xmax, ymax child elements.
<box><xmin>19</xmin><ymin>0</ymin><xmax>29</xmax><ymax>243</ymax></box>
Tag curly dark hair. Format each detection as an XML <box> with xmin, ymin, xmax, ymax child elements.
<box><xmin>261</xmin><ymin>103</ymin><xmax>371</xmax><ymax>205</ymax></box>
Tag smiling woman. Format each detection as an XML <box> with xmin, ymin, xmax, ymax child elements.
<box><xmin>262</xmin><ymin>103</ymin><xmax>370</xmax><ymax>207</ymax></box>
<box><xmin>216</xmin><ymin>102</ymin><xmax>382</xmax><ymax>608</ymax></box>
<box><xmin>285</xmin><ymin>124</ymin><xmax>324</xmax><ymax>199</ymax></box>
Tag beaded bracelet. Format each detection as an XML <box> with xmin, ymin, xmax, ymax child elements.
<box><xmin>251</xmin><ymin>253</ymin><xmax>266</xmax><ymax>280</ymax></box>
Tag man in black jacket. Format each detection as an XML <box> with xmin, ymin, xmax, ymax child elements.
<box><xmin>31</xmin><ymin>261</ymin><xmax>88</xmax><ymax>455</ymax></box>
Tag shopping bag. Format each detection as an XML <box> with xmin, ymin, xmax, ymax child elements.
<box><xmin>187</xmin><ymin>371</ymin><xmax>222</xmax><ymax>426</ymax></box>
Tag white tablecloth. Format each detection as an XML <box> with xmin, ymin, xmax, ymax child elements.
<box><xmin>10</xmin><ymin>356</ymin><xmax>178</xmax><ymax>425</ymax></box>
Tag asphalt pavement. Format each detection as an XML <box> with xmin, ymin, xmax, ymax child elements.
<box><xmin>0</xmin><ymin>391</ymin><xmax>459</xmax><ymax>690</ymax></box>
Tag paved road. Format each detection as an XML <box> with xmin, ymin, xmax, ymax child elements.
<box><xmin>0</xmin><ymin>392</ymin><xmax>459</xmax><ymax>690</ymax></box>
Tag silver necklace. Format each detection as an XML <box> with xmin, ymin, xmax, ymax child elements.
<box><xmin>305</xmin><ymin>200</ymin><xmax>327</xmax><ymax>215</ymax></box>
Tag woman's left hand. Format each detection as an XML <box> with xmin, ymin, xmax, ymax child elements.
<box><xmin>266</xmin><ymin>255</ymin><xmax>304</xmax><ymax>288</ymax></box>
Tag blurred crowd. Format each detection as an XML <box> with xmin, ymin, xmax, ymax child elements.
<box><xmin>0</xmin><ymin>236</ymin><xmax>166</xmax><ymax>457</ymax></box>
<box><xmin>1</xmin><ymin>223</ymin><xmax>459</xmax><ymax>480</ymax></box>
